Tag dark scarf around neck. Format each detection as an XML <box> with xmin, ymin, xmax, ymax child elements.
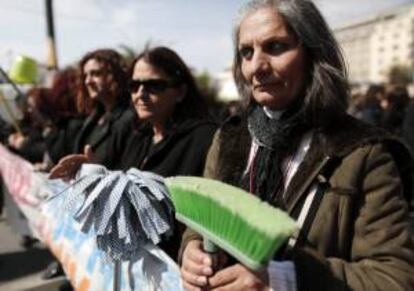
<box><xmin>246</xmin><ymin>102</ymin><xmax>310</xmax><ymax>208</ymax></box>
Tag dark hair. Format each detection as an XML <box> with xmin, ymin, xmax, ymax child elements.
<box><xmin>233</xmin><ymin>0</ymin><xmax>349</xmax><ymax>126</ymax></box>
<box><xmin>130</xmin><ymin>46</ymin><xmax>208</xmax><ymax>123</ymax></box>
<box><xmin>23</xmin><ymin>87</ymin><xmax>50</xmax><ymax>129</ymax></box>
<box><xmin>40</xmin><ymin>67</ymin><xmax>80</xmax><ymax>122</ymax></box>
<box><xmin>385</xmin><ymin>85</ymin><xmax>410</xmax><ymax>110</ymax></box>
<box><xmin>77</xmin><ymin>49</ymin><xmax>129</xmax><ymax>114</ymax></box>
<box><xmin>364</xmin><ymin>84</ymin><xmax>385</xmax><ymax>107</ymax></box>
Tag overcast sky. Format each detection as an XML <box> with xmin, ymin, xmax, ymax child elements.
<box><xmin>0</xmin><ymin>0</ymin><xmax>412</xmax><ymax>75</ymax></box>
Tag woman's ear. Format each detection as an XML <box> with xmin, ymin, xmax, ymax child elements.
<box><xmin>176</xmin><ymin>84</ymin><xmax>187</xmax><ymax>103</ymax></box>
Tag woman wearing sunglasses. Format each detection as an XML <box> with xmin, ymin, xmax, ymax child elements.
<box><xmin>51</xmin><ymin>46</ymin><xmax>217</xmax><ymax>260</ymax></box>
<box><xmin>108</xmin><ymin>46</ymin><xmax>217</xmax><ymax>177</ymax></box>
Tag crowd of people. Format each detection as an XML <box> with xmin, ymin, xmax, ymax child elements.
<box><xmin>0</xmin><ymin>0</ymin><xmax>413</xmax><ymax>290</ymax></box>
<box><xmin>348</xmin><ymin>84</ymin><xmax>414</xmax><ymax>154</ymax></box>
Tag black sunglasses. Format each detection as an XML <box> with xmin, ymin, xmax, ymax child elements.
<box><xmin>128</xmin><ymin>79</ymin><xmax>179</xmax><ymax>94</ymax></box>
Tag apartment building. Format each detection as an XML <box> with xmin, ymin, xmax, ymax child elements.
<box><xmin>334</xmin><ymin>3</ymin><xmax>414</xmax><ymax>84</ymax></box>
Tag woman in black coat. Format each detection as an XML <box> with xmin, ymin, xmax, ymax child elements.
<box><xmin>105</xmin><ymin>47</ymin><xmax>216</xmax><ymax>177</ymax></box>
<box><xmin>71</xmin><ymin>49</ymin><xmax>135</xmax><ymax>165</ymax></box>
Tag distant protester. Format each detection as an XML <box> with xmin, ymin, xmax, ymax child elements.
<box><xmin>33</xmin><ymin>67</ymin><xmax>84</xmax><ymax>171</ymax></box>
<box><xmin>359</xmin><ymin>84</ymin><xmax>385</xmax><ymax>126</ymax></box>
<box><xmin>379</xmin><ymin>84</ymin><xmax>410</xmax><ymax>135</ymax></box>
<box><xmin>72</xmin><ymin>48</ymin><xmax>135</xmax><ymax>165</ymax></box>
<box><xmin>7</xmin><ymin>87</ymin><xmax>48</xmax><ymax>163</ymax></box>
<box><xmin>40</xmin><ymin>49</ymin><xmax>135</xmax><ymax>282</ymax></box>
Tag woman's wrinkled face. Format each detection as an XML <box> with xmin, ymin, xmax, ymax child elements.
<box><xmin>239</xmin><ymin>7</ymin><xmax>306</xmax><ymax>110</ymax></box>
<box><xmin>130</xmin><ymin>59</ymin><xmax>185</xmax><ymax>125</ymax></box>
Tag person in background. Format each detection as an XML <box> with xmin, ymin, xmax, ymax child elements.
<box><xmin>3</xmin><ymin>88</ymin><xmax>49</xmax><ymax>249</ymax></box>
<box><xmin>0</xmin><ymin>115</ymin><xmax>12</xmax><ymax>215</ymax></box>
<box><xmin>0</xmin><ymin>115</ymin><xmax>13</xmax><ymax>144</ymax></box>
<box><xmin>347</xmin><ymin>92</ymin><xmax>364</xmax><ymax>119</ymax></box>
<box><xmin>72</xmin><ymin>48</ymin><xmax>135</xmax><ymax>165</ymax></box>
<box><xmin>51</xmin><ymin>46</ymin><xmax>217</xmax><ymax>260</ymax></box>
<box><xmin>42</xmin><ymin>49</ymin><xmax>134</xmax><ymax>283</ymax></box>
<box><xmin>359</xmin><ymin>84</ymin><xmax>385</xmax><ymax>126</ymax></box>
<box><xmin>179</xmin><ymin>1</ymin><xmax>414</xmax><ymax>290</ymax></box>
<box><xmin>379</xmin><ymin>84</ymin><xmax>410</xmax><ymax>136</ymax></box>
<box><xmin>33</xmin><ymin>67</ymin><xmax>84</xmax><ymax>171</ymax></box>
<box><xmin>7</xmin><ymin>87</ymin><xmax>47</xmax><ymax>163</ymax></box>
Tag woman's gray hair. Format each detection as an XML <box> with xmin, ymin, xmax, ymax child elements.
<box><xmin>233</xmin><ymin>0</ymin><xmax>349</xmax><ymax>126</ymax></box>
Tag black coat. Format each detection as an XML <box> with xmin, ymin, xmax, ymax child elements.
<box><xmin>73</xmin><ymin>105</ymin><xmax>135</xmax><ymax>166</ymax></box>
<box><xmin>43</xmin><ymin>117</ymin><xmax>84</xmax><ymax>164</ymax></box>
<box><xmin>10</xmin><ymin>129</ymin><xmax>45</xmax><ymax>163</ymax></box>
<box><xmin>107</xmin><ymin>119</ymin><xmax>217</xmax><ymax>177</ymax></box>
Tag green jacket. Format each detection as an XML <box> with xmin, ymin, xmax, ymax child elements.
<box><xmin>180</xmin><ymin>114</ymin><xmax>414</xmax><ymax>290</ymax></box>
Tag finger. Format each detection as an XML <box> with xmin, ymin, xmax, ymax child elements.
<box><xmin>185</xmin><ymin>241</ymin><xmax>212</xmax><ymax>266</ymax></box>
<box><xmin>182</xmin><ymin>280</ymin><xmax>202</xmax><ymax>291</ymax></box>
<box><xmin>59</xmin><ymin>155</ymin><xmax>87</xmax><ymax>165</ymax></box>
<box><xmin>53</xmin><ymin>162</ymin><xmax>76</xmax><ymax>173</ymax></box>
<box><xmin>181</xmin><ymin>267</ymin><xmax>208</xmax><ymax>287</ymax></box>
<box><xmin>208</xmin><ymin>265</ymin><xmax>238</xmax><ymax>288</ymax></box>
<box><xmin>49</xmin><ymin>162</ymin><xmax>79</xmax><ymax>179</ymax></box>
<box><xmin>49</xmin><ymin>170</ymin><xmax>72</xmax><ymax>180</ymax></box>
<box><xmin>49</xmin><ymin>172</ymin><xmax>62</xmax><ymax>179</ymax></box>
<box><xmin>182</xmin><ymin>256</ymin><xmax>213</xmax><ymax>277</ymax></box>
<box><xmin>209</xmin><ymin>281</ymin><xmax>240</xmax><ymax>291</ymax></box>
<box><xmin>49</xmin><ymin>166</ymin><xmax>67</xmax><ymax>179</ymax></box>
<box><xmin>213</xmin><ymin>275</ymin><xmax>266</xmax><ymax>291</ymax></box>
<box><xmin>59</xmin><ymin>161</ymin><xmax>82</xmax><ymax>171</ymax></box>
<box><xmin>84</xmin><ymin>144</ymin><xmax>94</xmax><ymax>161</ymax></box>
<box><xmin>49</xmin><ymin>164</ymin><xmax>61</xmax><ymax>178</ymax></box>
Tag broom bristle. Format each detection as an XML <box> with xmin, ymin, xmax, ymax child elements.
<box><xmin>165</xmin><ymin>176</ymin><xmax>298</xmax><ymax>271</ymax></box>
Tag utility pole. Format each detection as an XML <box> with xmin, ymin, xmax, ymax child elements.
<box><xmin>45</xmin><ymin>0</ymin><xmax>58</xmax><ymax>70</ymax></box>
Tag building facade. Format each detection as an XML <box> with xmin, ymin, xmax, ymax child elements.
<box><xmin>334</xmin><ymin>3</ymin><xmax>414</xmax><ymax>84</ymax></box>
<box><xmin>216</xmin><ymin>67</ymin><xmax>240</xmax><ymax>102</ymax></box>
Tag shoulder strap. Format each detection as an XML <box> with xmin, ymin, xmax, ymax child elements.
<box><xmin>288</xmin><ymin>157</ymin><xmax>341</xmax><ymax>249</ymax></box>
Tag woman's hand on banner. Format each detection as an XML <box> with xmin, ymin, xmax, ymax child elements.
<box><xmin>49</xmin><ymin>145</ymin><xmax>95</xmax><ymax>181</ymax></box>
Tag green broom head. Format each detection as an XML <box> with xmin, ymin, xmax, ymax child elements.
<box><xmin>165</xmin><ymin>176</ymin><xmax>298</xmax><ymax>271</ymax></box>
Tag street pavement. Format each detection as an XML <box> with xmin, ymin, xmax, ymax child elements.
<box><xmin>0</xmin><ymin>214</ymin><xmax>66</xmax><ymax>291</ymax></box>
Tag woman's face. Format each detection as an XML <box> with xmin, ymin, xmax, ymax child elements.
<box><xmin>83</xmin><ymin>58</ymin><xmax>112</xmax><ymax>101</ymax></box>
<box><xmin>239</xmin><ymin>7</ymin><xmax>306</xmax><ymax>110</ymax></box>
<box><xmin>130</xmin><ymin>59</ymin><xmax>184</xmax><ymax>125</ymax></box>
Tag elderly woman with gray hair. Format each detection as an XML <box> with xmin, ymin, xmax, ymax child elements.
<box><xmin>179</xmin><ymin>0</ymin><xmax>414</xmax><ymax>290</ymax></box>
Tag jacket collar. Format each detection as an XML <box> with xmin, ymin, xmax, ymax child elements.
<box><xmin>285</xmin><ymin>115</ymin><xmax>413</xmax><ymax>213</ymax></box>
<box><xmin>76</xmin><ymin>104</ymin><xmax>128</xmax><ymax>150</ymax></box>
